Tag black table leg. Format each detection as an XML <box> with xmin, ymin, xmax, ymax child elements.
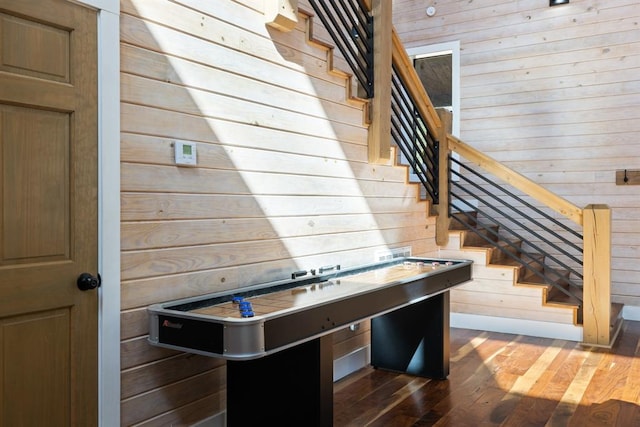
<box><xmin>370</xmin><ymin>291</ymin><xmax>450</xmax><ymax>379</ymax></box>
<box><xmin>226</xmin><ymin>334</ymin><xmax>333</xmax><ymax>426</ymax></box>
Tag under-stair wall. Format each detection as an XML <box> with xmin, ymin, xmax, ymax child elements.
<box><xmin>119</xmin><ymin>0</ymin><xmax>437</xmax><ymax>424</ymax></box>
<box><xmin>434</xmin><ymin>229</ymin><xmax>583</xmax><ymax>341</ymax></box>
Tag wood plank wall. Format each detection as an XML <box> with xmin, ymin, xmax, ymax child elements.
<box><xmin>119</xmin><ymin>0</ymin><xmax>436</xmax><ymax>424</ymax></box>
<box><xmin>393</xmin><ymin>0</ymin><xmax>640</xmax><ymax>306</ymax></box>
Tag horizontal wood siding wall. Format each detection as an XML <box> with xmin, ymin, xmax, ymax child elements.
<box><xmin>120</xmin><ymin>0</ymin><xmax>435</xmax><ymax>424</ymax></box>
<box><xmin>393</xmin><ymin>0</ymin><xmax>640</xmax><ymax>307</ymax></box>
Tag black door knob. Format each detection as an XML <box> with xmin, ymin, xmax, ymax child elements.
<box><xmin>77</xmin><ymin>273</ymin><xmax>101</xmax><ymax>291</ymax></box>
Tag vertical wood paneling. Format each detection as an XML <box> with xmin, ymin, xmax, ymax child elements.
<box><xmin>394</xmin><ymin>0</ymin><xmax>640</xmax><ymax>308</ymax></box>
<box><xmin>120</xmin><ymin>0</ymin><xmax>435</xmax><ymax>424</ymax></box>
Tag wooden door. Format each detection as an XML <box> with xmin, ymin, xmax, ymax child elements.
<box><xmin>0</xmin><ymin>0</ymin><xmax>98</xmax><ymax>425</ymax></box>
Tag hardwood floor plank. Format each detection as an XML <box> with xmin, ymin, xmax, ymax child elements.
<box><xmin>622</xmin><ymin>341</ymin><xmax>640</xmax><ymax>403</ymax></box>
<box><xmin>334</xmin><ymin>325</ymin><xmax>640</xmax><ymax>426</ymax></box>
<box><xmin>502</xmin><ymin>342</ymin><xmax>580</xmax><ymax>426</ymax></box>
<box><xmin>364</xmin><ymin>378</ymin><xmax>431</xmax><ymax>426</ymax></box>
<box><xmin>425</xmin><ymin>334</ymin><xmax>524</xmax><ymax>426</ymax></box>
<box><xmin>491</xmin><ymin>340</ymin><xmax>567</xmax><ymax>426</ymax></box>
<box><xmin>335</xmin><ymin>373</ymin><xmax>421</xmax><ymax>425</ymax></box>
<box><xmin>507</xmin><ymin>340</ymin><xmax>563</xmax><ymax>394</ymax></box>
<box><xmin>569</xmin><ymin>321</ymin><xmax>640</xmax><ymax>426</ymax></box>
<box><xmin>450</xmin><ymin>330</ymin><xmax>490</xmax><ymax>362</ymax></box>
<box><xmin>370</xmin><ymin>379</ymin><xmax>451</xmax><ymax>425</ymax></box>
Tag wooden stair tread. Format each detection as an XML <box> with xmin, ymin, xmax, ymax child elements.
<box><xmin>491</xmin><ymin>257</ymin><xmax>523</xmax><ymax>267</ymax></box>
<box><xmin>545</xmin><ymin>286</ymin><xmax>582</xmax><ymax>307</ymax></box>
<box><xmin>517</xmin><ymin>274</ymin><xmax>547</xmax><ymax>286</ymax></box>
<box><xmin>522</xmin><ymin>268</ymin><xmax>570</xmax><ymax>284</ymax></box>
<box><xmin>488</xmin><ymin>240</ymin><xmax>521</xmax><ymax>264</ymax></box>
<box><xmin>459</xmin><ymin>231</ymin><xmax>496</xmax><ymax>246</ymax></box>
<box><xmin>463</xmin><ymin>232</ymin><xmax>498</xmax><ymax>247</ymax></box>
<box><xmin>460</xmin><ymin>242</ymin><xmax>494</xmax><ymax>250</ymax></box>
<box><xmin>444</xmin><ymin>207</ymin><xmax>618</xmax><ymax>339</ymax></box>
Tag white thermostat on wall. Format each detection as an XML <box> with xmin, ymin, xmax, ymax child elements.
<box><xmin>174</xmin><ymin>140</ymin><xmax>197</xmax><ymax>166</ymax></box>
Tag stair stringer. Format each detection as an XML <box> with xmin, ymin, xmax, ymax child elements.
<box><xmin>294</xmin><ymin>7</ymin><xmax>441</xmax><ymax>255</ymax></box>
<box><xmin>423</xmin><ymin>229</ymin><xmax>584</xmax><ymax>341</ymax></box>
<box><xmin>297</xmin><ymin>7</ymin><xmax>371</xmax><ymax>125</ymax></box>
<box><xmin>295</xmin><ymin>6</ymin><xmax>443</xmax><ymax>229</ymax></box>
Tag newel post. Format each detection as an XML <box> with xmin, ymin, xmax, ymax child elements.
<box><xmin>435</xmin><ymin>109</ymin><xmax>451</xmax><ymax>246</ymax></box>
<box><xmin>582</xmin><ymin>204</ymin><xmax>611</xmax><ymax>346</ymax></box>
<box><xmin>367</xmin><ymin>0</ymin><xmax>392</xmax><ymax>164</ymax></box>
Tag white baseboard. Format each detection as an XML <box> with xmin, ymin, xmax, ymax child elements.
<box><xmin>451</xmin><ymin>312</ymin><xmax>584</xmax><ymax>342</ymax></box>
<box><xmin>623</xmin><ymin>305</ymin><xmax>640</xmax><ymax>321</ymax></box>
<box><xmin>191</xmin><ymin>411</ymin><xmax>225</xmax><ymax>427</ymax></box>
<box><xmin>333</xmin><ymin>346</ymin><xmax>370</xmax><ymax>382</ymax></box>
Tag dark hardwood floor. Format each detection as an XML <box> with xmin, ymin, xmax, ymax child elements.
<box><xmin>333</xmin><ymin>321</ymin><xmax>640</xmax><ymax>426</ymax></box>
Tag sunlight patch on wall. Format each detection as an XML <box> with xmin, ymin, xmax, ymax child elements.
<box><xmin>132</xmin><ymin>0</ymin><xmax>391</xmax><ymax>264</ymax></box>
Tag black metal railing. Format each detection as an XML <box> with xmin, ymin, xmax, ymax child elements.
<box><xmin>390</xmin><ymin>65</ymin><xmax>439</xmax><ymax>202</ymax></box>
<box><xmin>449</xmin><ymin>156</ymin><xmax>584</xmax><ymax>303</ymax></box>
<box><xmin>307</xmin><ymin>1</ymin><xmax>581</xmax><ymax>307</ymax></box>
<box><xmin>308</xmin><ymin>0</ymin><xmax>374</xmax><ymax>97</ymax></box>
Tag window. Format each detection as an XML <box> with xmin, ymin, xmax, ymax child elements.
<box><xmin>406</xmin><ymin>41</ymin><xmax>460</xmax><ymax>138</ymax></box>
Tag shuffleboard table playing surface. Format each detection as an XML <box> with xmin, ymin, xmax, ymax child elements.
<box><xmin>148</xmin><ymin>257</ymin><xmax>472</xmax><ymax>360</ymax></box>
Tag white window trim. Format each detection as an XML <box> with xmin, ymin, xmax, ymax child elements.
<box><xmin>406</xmin><ymin>41</ymin><xmax>461</xmax><ymax>138</ymax></box>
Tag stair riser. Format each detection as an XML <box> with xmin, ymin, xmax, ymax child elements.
<box><xmin>464</xmin><ymin>228</ymin><xmax>499</xmax><ymax>246</ymax></box>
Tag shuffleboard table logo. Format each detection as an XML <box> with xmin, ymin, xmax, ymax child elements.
<box><xmin>162</xmin><ymin>319</ymin><xmax>183</xmax><ymax>329</ymax></box>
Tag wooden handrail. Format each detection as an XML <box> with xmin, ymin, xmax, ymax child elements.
<box><xmin>447</xmin><ymin>135</ymin><xmax>584</xmax><ymax>226</ymax></box>
<box><xmin>368</xmin><ymin>0</ymin><xmax>393</xmax><ymax>164</ymax></box>
<box><xmin>390</xmin><ymin>28</ymin><xmax>442</xmax><ymax>137</ymax></box>
<box><xmin>387</xmin><ymin>20</ymin><xmax>584</xmax><ymax>228</ymax></box>
<box><xmin>362</xmin><ymin>0</ymin><xmax>442</xmax><ymax>162</ymax></box>
<box><xmin>390</xmin><ymin>27</ymin><xmax>450</xmax><ymax>244</ymax></box>
<box><xmin>385</xmin><ymin>15</ymin><xmax>613</xmax><ymax>347</ymax></box>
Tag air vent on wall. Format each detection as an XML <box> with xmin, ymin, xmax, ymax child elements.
<box><xmin>375</xmin><ymin>246</ymin><xmax>412</xmax><ymax>262</ymax></box>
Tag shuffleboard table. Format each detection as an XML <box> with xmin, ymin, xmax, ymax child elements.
<box><xmin>148</xmin><ymin>257</ymin><xmax>472</xmax><ymax>426</ymax></box>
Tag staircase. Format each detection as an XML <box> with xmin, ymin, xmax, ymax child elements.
<box><xmin>296</xmin><ymin>0</ymin><xmax>620</xmax><ymax>347</ymax></box>
<box><xmin>431</xmin><ymin>208</ymin><xmax>624</xmax><ymax>344</ymax></box>
<box><xmin>400</xmin><ymin>149</ymin><xmax>593</xmax><ymax>340</ymax></box>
